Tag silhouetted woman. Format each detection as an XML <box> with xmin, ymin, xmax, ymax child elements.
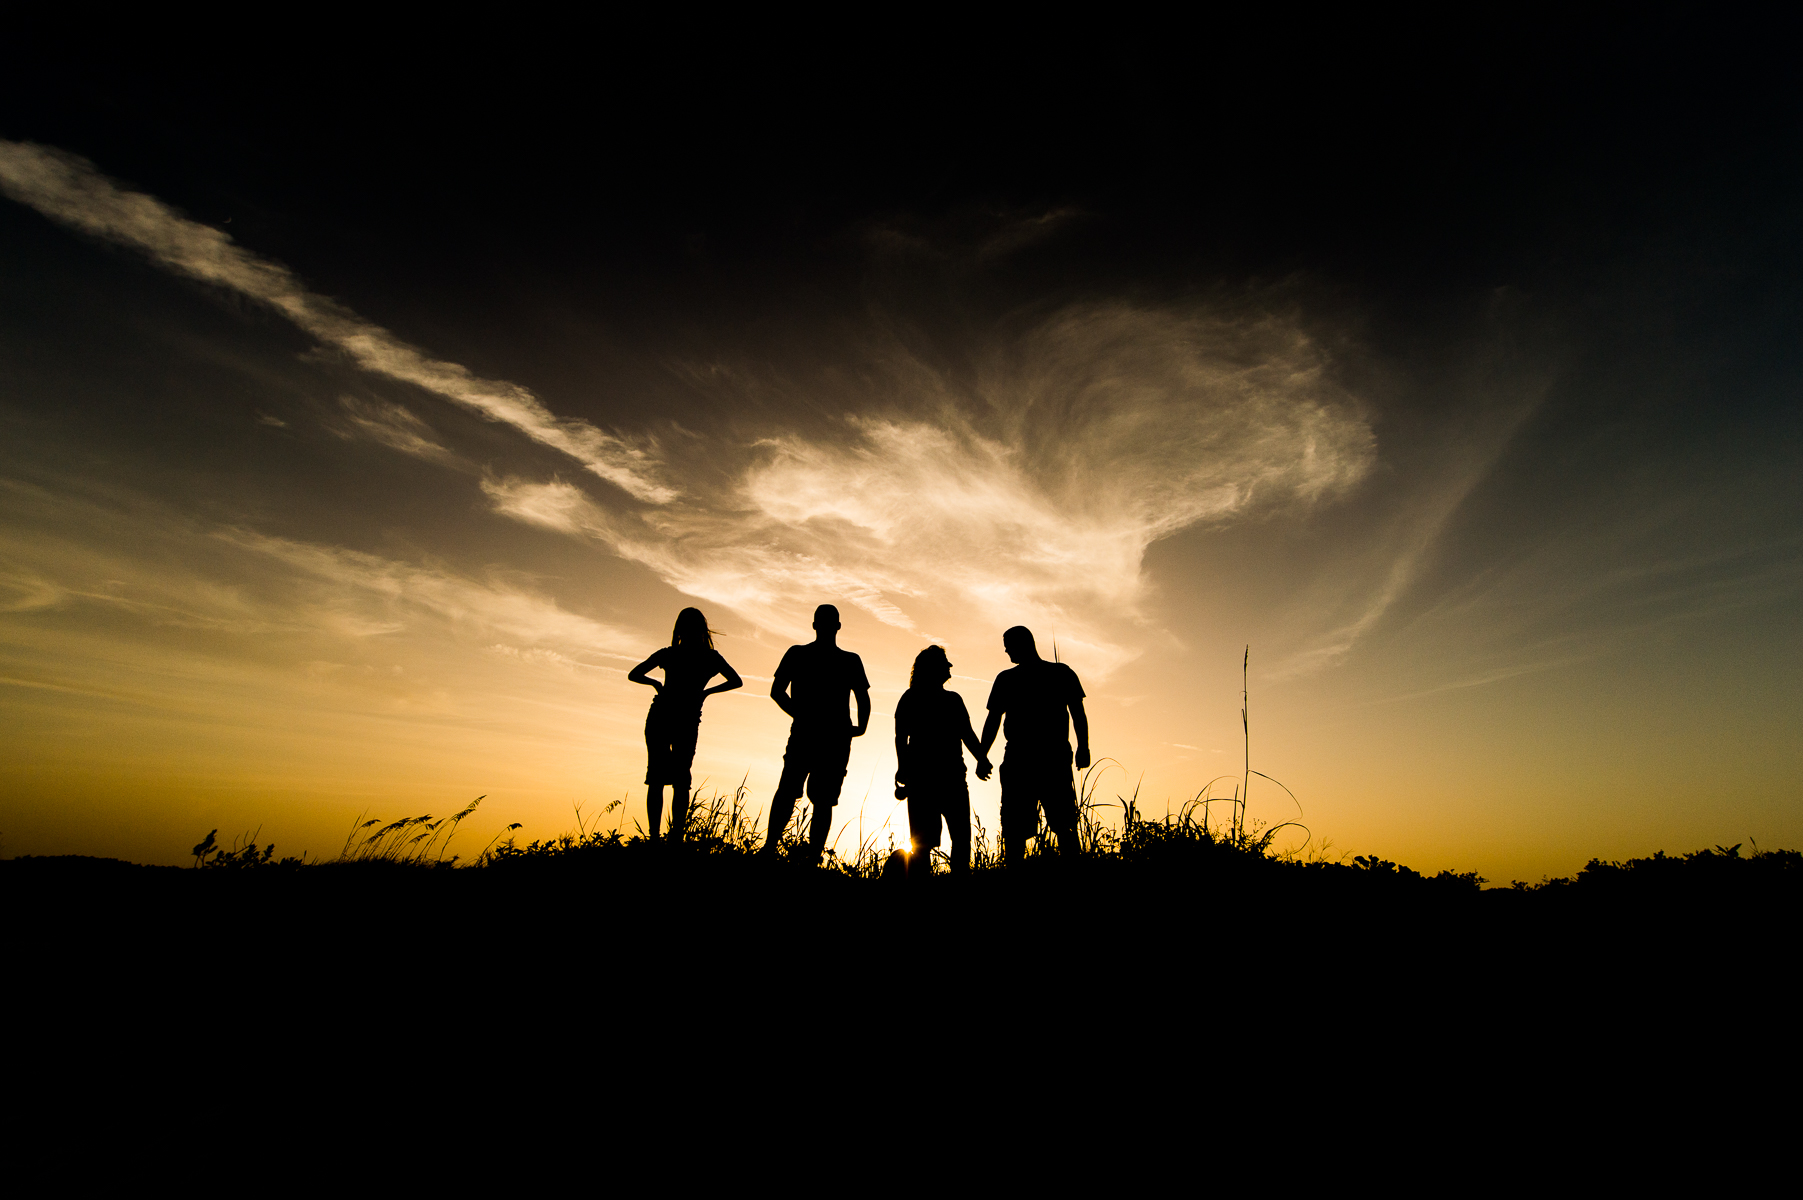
<box><xmin>628</xmin><ymin>608</ymin><xmax>742</xmax><ymax>842</ymax></box>
<box><xmin>893</xmin><ymin>645</ymin><xmax>989</xmax><ymax>881</ymax></box>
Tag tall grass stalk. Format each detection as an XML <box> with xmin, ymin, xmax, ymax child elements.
<box><xmin>335</xmin><ymin>795</ymin><xmax>485</xmax><ymax>865</ymax></box>
<box><xmin>1241</xmin><ymin>644</ymin><xmax>1249</xmax><ymax>842</ymax></box>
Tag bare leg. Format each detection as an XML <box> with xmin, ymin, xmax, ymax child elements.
<box><xmin>804</xmin><ymin>805</ymin><xmax>832</xmax><ymax>866</ymax></box>
<box><xmin>760</xmin><ymin>794</ymin><xmax>797</xmax><ymax>856</ymax></box>
<box><xmin>670</xmin><ymin>776</ymin><xmax>691</xmax><ymax>843</ymax></box>
<box><xmin>909</xmin><ymin>837</ymin><xmax>933</xmax><ymax>885</ymax></box>
<box><xmin>948</xmin><ymin>825</ymin><xmax>971</xmax><ymax>877</ymax></box>
<box><xmin>647</xmin><ymin>785</ymin><xmax>663</xmax><ymax>841</ymax></box>
<box><xmin>907</xmin><ymin>793</ymin><xmax>939</xmax><ymax>885</ymax></box>
<box><xmin>1051</xmin><ymin>801</ymin><xmax>1082</xmax><ymax>857</ymax></box>
<box><xmin>945</xmin><ymin>789</ymin><xmax>971</xmax><ymax>877</ymax></box>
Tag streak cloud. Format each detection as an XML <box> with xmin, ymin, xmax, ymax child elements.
<box><xmin>0</xmin><ymin>140</ymin><xmax>673</xmax><ymax>503</ymax></box>
<box><xmin>2</xmin><ymin>139</ymin><xmax>1377</xmax><ymax>671</ymax></box>
<box><xmin>2</xmin><ymin>43</ymin><xmax>1798</xmax><ymax>881</ymax></box>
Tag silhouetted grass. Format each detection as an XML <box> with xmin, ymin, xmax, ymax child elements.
<box><xmin>8</xmin><ymin>789</ymin><xmax>1795</xmax><ymax>1086</ymax></box>
<box><xmin>188</xmin><ymin>827</ymin><xmax>301</xmax><ymax>871</ymax></box>
<box><xmin>143</xmin><ymin>775</ymin><xmax>1802</xmax><ymax>905</ymax></box>
<box><xmin>8</xmin><ymin>767</ymin><xmax>1798</xmax><ymax>983</ymax></box>
<box><xmin>330</xmin><ymin>795</ymin><xmax>486</xmax><ymax>866</ymax></box>
<box><xmin>11</xmin><ymin>780</ymin><xmax>1792</xmax><ymax>1124</ymax></box>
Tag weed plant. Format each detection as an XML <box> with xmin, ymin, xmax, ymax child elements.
<box><xmin>169</xmin><ymin>779</ymin><xmax>1797</xmax><ymax>911</ymax></box>
<box><xmin>331</xmin><ymin>795</ymin><xmax>486</xmax><ymax>866</ymax></box>
<box><xmin>1504</xmin><ymin>841</ymin><xmax>1800</xmax><ymax>894</ymax></box>
<box><xmin>189</xmin><ymin>828</ymin><xmax>304</xmax><ymax>871</ymax></box>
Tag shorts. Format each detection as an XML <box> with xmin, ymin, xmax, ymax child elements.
<box><xmin>1000</xmin><ymin>751</ymin><xmax>1076</xmax><ymax>841</ymax></box>
<box><xmin>644</xmin><ymin>700</ymin><xmax>701</xmax><ymax>787</ymax></box>
<box><xmin>775</xmin><ymin>728</ymin><xmax>853</xmax><ymax>808</ymax></box>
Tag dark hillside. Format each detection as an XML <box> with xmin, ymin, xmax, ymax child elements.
<box><xmin>8</xmin><ymin>832</ymin><xmax>1794</xmax><ymax>1173</ymax></box>
<box><xmin>12</xmin><ymin>835</ymin><xmax>1793</xmax><ymax>1016</ymax></box>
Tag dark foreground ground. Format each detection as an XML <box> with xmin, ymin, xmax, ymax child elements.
<box><xmin>12</xmin><ymin>839</ymin><xmax>1795</xmax><ymax>1024</ymax></box>
<box><xmin>7</xmin><ymin>840</ymin><xmax>1796</xmax><ymax>1176</ymax></box>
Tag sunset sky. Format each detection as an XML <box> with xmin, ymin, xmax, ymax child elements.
<box><xmin>3</xmin><ymin>30</ymin><xmax>1799</xmax><ymax>881</ymax></box>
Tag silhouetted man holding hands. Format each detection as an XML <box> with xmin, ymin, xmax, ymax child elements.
<box><xmin>979</xmin><ymin>626</ymin><xmax>1089</xmax><ymax>863</ymax></box>
<box><xmin>760</xmin><ymin>604</ymin><xmax>871</xmax><ymax>865</ymax></box>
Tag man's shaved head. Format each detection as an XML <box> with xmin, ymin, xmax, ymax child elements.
<box><xmin>814</xmin><ymin>604</ymin><xmax>841</xmax><ymax>630</ymax></box>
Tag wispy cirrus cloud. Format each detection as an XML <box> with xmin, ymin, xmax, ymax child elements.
<box><xmin>0</xmin><ymin>474</ymin><xmax>643</xmax><ymax>667</ymax></box>
<box><xmin>0</xmin><ymin>139</ymin><xmax>1379</xmax><ymax>674</ymax></box>
<box><xmin>332</xmin><ymin>396</ymin><xmax>465</xmax><ymax>468</ymax></box>
<box><xmin>1265</xmin><ymin>342</ymin><xmax>1554</xmax><ymax>680</ymax></box>
<box><xmin>213</xmin><ymin>528</ymin><xmax>646</xmax><ymax>660</ymax></box>
<box><xmin>0</xmin><ymin>139</ymin><xmax>673</xmax><ymax>503</ymax></box>
<box><xmin>486</xmin><ymin>303</ymin><xmax>1376</xmax><ymax>669</ymax></box>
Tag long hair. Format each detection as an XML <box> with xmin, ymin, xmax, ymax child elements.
<box><xmin>910</xmin><ymin>645</ymin><xmax>949</xmax><ymax>689</ymax></box>
<box><xmin>672</xmin><ymin>607</ymin><xmax>716</xmax><ymax>650</ymax></box>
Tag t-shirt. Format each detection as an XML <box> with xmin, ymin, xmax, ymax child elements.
<box><xmin>986</xmin><ymin>659</ymin><xmax>1084</xmax><ymax>754</ymax></box>
<box><xmin>643</xmin><ymin>645</ymin><xmax>730</xmax><ymax>710</ymax></box>
<box><xmin>777</xmin><ymin>641</ymin><xmax>870</xmax><ymax>735</ymax></box>
<box><xmin>894</xmin><ymin>687</ymin><xmax>974</xmax><ymax>781</ymax></box>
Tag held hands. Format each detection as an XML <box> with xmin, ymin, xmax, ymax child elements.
<box><xmin>894</xmin><ymin>773</ymin><xmax>907</xmax><ymax>801</ymax></box>
<box><xmin>1075</xmin><ymin>746</ymin><xmax>1091</xmax><ymax>771</ymax></box>
<box><xmin>975</xmin><ymin>756</ymin><xmax>993</xmax><ymax>782</ymax></box>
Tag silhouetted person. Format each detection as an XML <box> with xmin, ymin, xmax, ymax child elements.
<box><xmin>629</xmin><ymin>608</ymin><xmax>743</xmax><ymax>842</ymax></box>
<box><xmin>979</xmin><ymin>626</ymin><xmax>1090</xmax><ymax>863</ymax></box>
<box><xmin>894</xmin><ymin>645</ymin><xmax>991</xmax><ymax>883</ymax></box>
<box><xmin>759</xmin><ymin>604</ymin><xmax>870</xmax><ymax>864</ymax></box>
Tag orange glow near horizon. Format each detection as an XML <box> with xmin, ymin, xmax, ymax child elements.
<box><xmin>1</xmin><ymin>139</ymin><xmax>1798</xmax><ymax>882</ymax></box>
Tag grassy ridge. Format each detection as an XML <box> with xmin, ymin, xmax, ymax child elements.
<box><xmin>9</xmin><ymin>781</ymin><xmax>1791</xmax><ymax>1153</ymax></box>
<box><xmin>9</xmin><ymin>778</ymin><xmax>1796</xmax><ymax>1006</ymax></box>
<box><xmin>9</xmin><ymin>790</ymin><xmax>1795</xmax><ymax>1102</ymax></box>
<box><xmin>12</xmin><ymin>774</ymin><xmax>1798</xmax><ymax>897</ymax></box>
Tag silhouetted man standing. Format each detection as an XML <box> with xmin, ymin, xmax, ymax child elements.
<box><xmin>760</xmin><ymin>604</ymin><xmax>871</xmax><ymax>865</ymax></box>
<box><xmin>979</xmin><ymin>626</ymin><xmax>1090</xmax><ymax>863</ymax></box>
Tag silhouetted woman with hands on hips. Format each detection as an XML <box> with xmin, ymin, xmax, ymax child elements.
<box><xmin>628</xmin><ymin>608</ymin><xmax>742</xmax><ymax>842</ymax></box>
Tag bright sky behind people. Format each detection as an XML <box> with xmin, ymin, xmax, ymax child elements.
<box><xmin>2</xmin><ymin>29</ymin><xmax>1799</xmax><ymax>881</ymax></box>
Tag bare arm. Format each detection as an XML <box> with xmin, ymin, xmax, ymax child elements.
<box><xmin>853</xmin><ymin>685</ymin><xmax>871</xmax><ymax>737</ymax></box>
<box><xmin>704</xmin><ymin>657</ymin><xmax>743</xmax><ymax>698</ymax></box>
<box><xmin>627</xmin><ymin>652</ymin><xmax>663</xmax><ymax>693</ymax></box>
<box><xmin>1071</xmin><ymin>697</ymin><xmax>1090</xmax><ymax>770</ymax></box>
<box><xmin>893</xmin><ymin>702</ymin><xmax>909</xmax><ymax>783</ymax></box>
<box><xmin>960</xmin><ymin>713</ymin><xmax>993</xmax><ymax>781</ymax></box>
<box><xmin>978</xmin><ymin>709</ymin><xmax>1002</xmax><ymax>759</ymax></box>
<box><xmin>770</xmin><ymin>657</ymin><xmax>795</xmax><ymax>717</ymax></box>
